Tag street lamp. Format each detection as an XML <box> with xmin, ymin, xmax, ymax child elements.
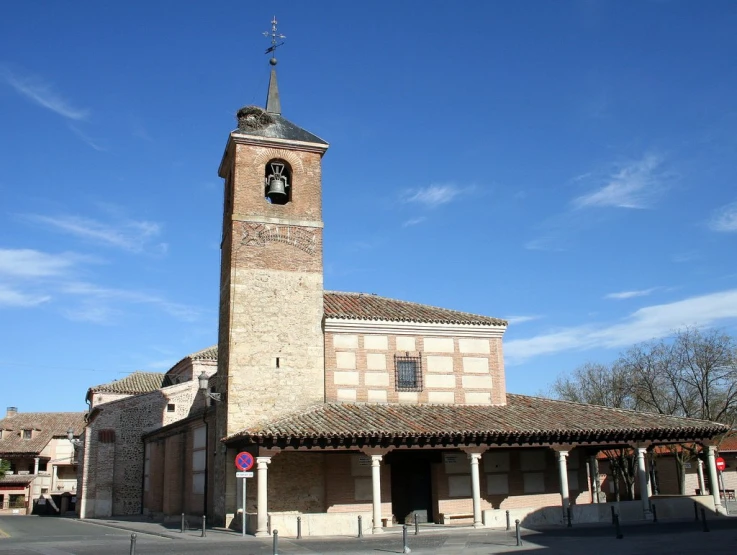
<box><xmin>66</xmin><ymin>428</ymin><xmax>83</xmax><ymax>448</ymax></box>
<box><xmin>198</xmin><ymin>371</ymin><xmax>222</xmax><ymax>402</ymax></box>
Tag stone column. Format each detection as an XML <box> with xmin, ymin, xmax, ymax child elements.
<box><xmin>636</xmin><ymin>448</ymin><xmax>652</xmax><ymax>519</ymax></box>
<box><xmin>255</xmin><ymin>457</ymin><xmax>271</xmax><ymax>537</ymax></box>
<box><xmin>468</xmin><ymin>452</ymin><xmax>483</xmax><ymax>528</ymax></box>
<box><xmin>697</xmin><ymin>459</ymin><xmax>706</xmax><ymax>494</ymax></box>
<box><xmin>556</xmin><ymin>450</ymin><xmax>570</xmax><ymax>517</ymax></box>
<box><xmin>371</xmin><ymin>455</ymin><xmax>383</xmax><ymax>534</ymax></box>
<box><xmin>706</xmin><ymin>446</ymin><xmax>725</xmax><ymax>513</ymax></box>
<box><xmin>588</xmin><ymin>455</ymin><xmax>600</xmax><ymax>503</ymax></box>
<box><xmin>33</xmin><ymin>457</ymin><xmax>39</xmax><ymax>475</ymax></box>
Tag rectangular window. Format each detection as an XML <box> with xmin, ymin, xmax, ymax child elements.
<box><xmin>394</xmin><ymin>353</ymin><xmax>423</xmax><ymax>392</ymax></box>
<box><xmin>166</xmin><ymin>403</ymin><xmax>176</xmax><ymax>412</ymax></box>
<box><xmin>22</xmin><ymin>430</ymin><xmax>32</xmax><ymax>439</ymax></box>
<box><xmin>98</xmin><ymin>429</ymin><xmax>115</xmax><ymax>443</ymax></box>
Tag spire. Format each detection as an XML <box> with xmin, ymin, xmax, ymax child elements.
<box><xmin>263</xmin><ymin>16</ymin><xmax>285</xmax><ymax>115</ymax></box>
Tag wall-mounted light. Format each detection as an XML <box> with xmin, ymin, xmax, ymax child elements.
<box><xmin>66</xmin><ymin>428</ymin><xmax>83</xmax><ymax>448</ymax></box>
<box><xmin>198</xmin><ymin>371</ymin><xmax>222</xmax><ymax>402</ymax></box>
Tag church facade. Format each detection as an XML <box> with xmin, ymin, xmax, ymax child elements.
<box><xmin>76</xmin><ymin>46</ymin><xmax>729</xmax><ymax>535</ymax></box>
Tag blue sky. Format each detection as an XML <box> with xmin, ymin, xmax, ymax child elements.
<box><xmin>1</xmin><ymin>1</ymin><xmax>736</xmax><ymax>413</ymax></box>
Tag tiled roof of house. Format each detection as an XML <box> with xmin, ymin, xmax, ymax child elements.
<box><xmin>189</xmin><ymin>345</ymin><xmax>218</xmax><ymax>361</ymax></box>
<box><xmin>89</xmin><ymin>371</ymin><xmax>170</xmax><ymax>395</ymax></box>
<box><xmin>225</xmin><ymin>394</ymin><xmax>727</xmax><ymax>446</ymax></box>
<box><xmin>0</xmin><ymin>412</ymin><xmax>86</xmax><ymax>456</ymax></box>
<box><xmin>323</xmin><ymin>292</ymin><xmax>507</xmax><ymax>326</ymax></box>
<box><xmin>0</xmin><ymin>474</ymin><xmax>35</xmax><ymax>485</ymax></box>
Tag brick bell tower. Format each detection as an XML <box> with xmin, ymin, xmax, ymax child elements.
<box><xmin>213</xmin><ymin>19</ymin><xmax>329</xmax><ymax>524</ymax></box>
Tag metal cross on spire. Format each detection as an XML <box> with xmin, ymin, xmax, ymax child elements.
<box><xmin>263</xmin><ymin>16</ymin><xmax>286</xmax><ymax>61</ymax></box>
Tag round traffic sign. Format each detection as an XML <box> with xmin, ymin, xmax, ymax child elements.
<box><xmin>716</xmin><ymin>456</ymin><xmax>726</xmax><ymax>472</ymax></box>
<box><xmin>235</xmin><ymin>451</ymin><xmax>254</xmax><ymax>471</ymax></box>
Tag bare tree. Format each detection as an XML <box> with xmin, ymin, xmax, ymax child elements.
<box><xmin>552</xmin><ymin>328</ymin><xmax>737</xmax><ymax>495</ymax></box>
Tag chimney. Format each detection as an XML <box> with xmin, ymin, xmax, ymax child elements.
<box><xmin>6</xmin><ymin>407</ymin><xmax>17</xmax><ymax>418</ymax></box>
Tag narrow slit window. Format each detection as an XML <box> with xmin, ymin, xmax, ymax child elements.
<box><xmin>276</xmin><ymin>357</ymin><xmax>280</xmax><ymax>368</ymax></box>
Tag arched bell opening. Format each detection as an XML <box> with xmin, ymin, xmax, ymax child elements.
<box><xmin>264</xmin><ymin>159</ymin><xmax>292</xmax><ymax>205</ymax></box>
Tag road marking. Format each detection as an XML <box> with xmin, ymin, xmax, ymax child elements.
<box><xmin>0</xmin><ymin>527</ymin><xmax>9</xmax><ymax>538</ymax></box>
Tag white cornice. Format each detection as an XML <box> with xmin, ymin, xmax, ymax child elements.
<box><xmin>324</xmin><ymin>318</ymin><xmax>507</xmax><ymax>338</ymax></box>
<box><xmin>230</xmin><ymin>132</ymin><xmax>329</xmax><ymax>154</ymax></box>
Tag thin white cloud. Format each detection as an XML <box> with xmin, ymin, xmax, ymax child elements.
<box><xmin>506</xmin><ymin>315</ymin><xmax>544</xmax><ymax>325</ymax></box>
<box><xmin>1</xmin><ymin>67</ymin><xmax>89</xmax><ymax>121</ymax></box>
<box><xmin>25</xmin><ymin>214</ymin><xmax>164</xmax><ymax>254</ymax></box>
<box><xmin>69</xmin><ymin>125</ymin><xmax>108</xmax><ymax>152</ymax></box>
<box><xmin>403</xmin><ymin>184</ymin><xmax>469</xmax><ymax>207</ymax></box>
<box><xmin>572</xmin><ymin>154</ymin><xmax>665</xmax><ymax>209</ymax></box>
<box><xmin>402</xmin><ymin>217</ymin><xmax>426</xmax><ymax>228</ymax></box>
<box><xmin>61</xmin><ymin>282</ymin><xmax>200</xmax><ymax>322</ymax></box>
<box><xmin>708</xmin><ymin>201</ymin><xmax>737</xmax><ymax>232</ymax></box>
<box><xmin>0</xmin><ymin>249</ymin><xmax>78</xmax><ymax>278</ymax></box>
<box><xmin>604</xmin><ymin>288</ymin><xmax>658</xmax><ymax>300</ymax></box>
<box><xmin>0</xmin><ymin>285</ymin><xmax>50</xmax><ymax>307</ymax></box>
<box><xmin>505</xmin><ymin>288</ymin><xmax>737</xmax><ymax>363</ymax></box>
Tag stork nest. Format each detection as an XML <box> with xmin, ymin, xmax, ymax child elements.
<box><xmin>237</xmin><ymin>106</ymin><xmax>274</xmax><ymax>131</ymax></box>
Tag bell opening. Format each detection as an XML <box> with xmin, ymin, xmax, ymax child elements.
<box><xmin>265</xmin><ymin>159</ymin><xmax>292</xmax><ymax>205</ymax></box>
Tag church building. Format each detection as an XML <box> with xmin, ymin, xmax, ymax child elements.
<box><xmin>76</xmin><ymin>23</ymin><xmax>729</xmax><ymax>535</ymax></box>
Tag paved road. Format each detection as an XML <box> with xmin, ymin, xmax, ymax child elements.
<box><xmin>2</xmin><ymin>515</ymin><xmax>737</xmax><ymax>554</ymax></box>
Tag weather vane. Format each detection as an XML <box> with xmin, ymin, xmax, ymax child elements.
<box><xmin>263</xmin><ymin>16</ymin><xmax>285</xmax><ymax>61</ymax></box>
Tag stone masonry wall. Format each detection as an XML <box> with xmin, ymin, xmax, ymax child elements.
<box><xmin>325</xmin><ymin>332</ymin><xmax>505</xmax><ymax>405</ymax></box>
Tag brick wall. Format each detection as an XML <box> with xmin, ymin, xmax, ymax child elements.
<box><xmin>325</xmin><ymin>332</ymin><xmax>505</xmax><ymax>405</ymax></box>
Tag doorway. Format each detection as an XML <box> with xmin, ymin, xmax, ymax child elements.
<box><xmin>388</xmin><ymin>450</ymin><xmax>438</xmax><ymax>524</ymax></box>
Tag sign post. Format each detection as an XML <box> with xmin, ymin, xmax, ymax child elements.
<box><xmin>235</xmin><ymin>452</ymin><xmax>255</xmax><ymax>537</ymax></box>
<box><xmin>716</xmin><ymin>457</ymin><xmax>728</xmax><ymax>514</ymax></box>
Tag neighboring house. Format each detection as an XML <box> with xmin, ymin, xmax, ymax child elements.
<box><xmin>77</xmin><ymin>347</ymin><xmax>217</xmax><ymax>518</ymax></box>
<box><xmin>0</xmin><ymin>407</ymin><xmax>85</xmax><ymax>514</ymax></box>
<box><xmin>76</xmin><ymin>42</ymin><xmax>729</xmax><ymax>534</ymax></box>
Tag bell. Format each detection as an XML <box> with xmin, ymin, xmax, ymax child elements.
<box><xmin>266</xmin><ymin>176</ymin><xmax>287</xmax><ymax>201</ymax></box>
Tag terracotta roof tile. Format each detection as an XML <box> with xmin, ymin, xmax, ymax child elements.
<box><xmin>323</xmin><ymin>292</ymin><xmax>506</xmax><ymax>326</ymax></box>
<box><xmin>0</xmin><ymin>412</ymin><xmax>86</xmax><ymax>456</ymax></box>
<box><xmin>90</xmin><ymin>371</ymin><xmax>170</xmax><ymax>395</ymax></box>
<box><xmin>225</xmin><ymin>394</ymin><xmax>727</xmax><ymax>445</ymax></box>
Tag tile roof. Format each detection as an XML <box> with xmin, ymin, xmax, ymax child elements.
<box><xmin>0</xmin><ymin>474</ymin><xmax>35</xmax><ymax>485</ymax></box>
<box><xmin>89</xmin><ymin>371</ymin><xmax>170</xmax><ymax>395</ymax></box>
<box><xmin>189</xmin><ymin>345</ymin><xmax>218</xmax><ymax>361</ymax></box>
<box><xmin>224</xmin><ymin>394</ymin><xmax>727</xmax><ymax>446</ymax></box>
<box><xmin>0</xmin><ymin>412</ymin><xmax>86</xmax><ymax>456</ymax></box>
<box><xmin>323</xmin><ymin>292</ymin><xmax>507</xmax><ymax>326</ymax></box>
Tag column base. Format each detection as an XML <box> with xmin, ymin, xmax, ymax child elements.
<box><xmin>255</xmin><ymin>530</ymin><xmax>270</xmax><ymax>537</ymax></box>
<box><xmin>643</xmin><ymin>509</ymin><xmax>653</xmax><ymax>521</ymax></box>
<box><xmin>473</xmin><ymin>522</ymin><xmax>484</xmax><ymax>529</ymax></box>
<box><xmin>372</xmin><ymin>527</ymin><xmax>384</xmax><ymax>534</ymax></box>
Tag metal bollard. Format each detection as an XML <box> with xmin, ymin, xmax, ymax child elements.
<box><xmin>611</xmin><ymin>505</ymin><xmax>616</xmax><ymax>524</ymax></box>
<box><xmin>402</xmin><ymin>524</ymin><xmax>411</xmax><ymax>553</ymax></box>
<box><xmin>414</xmin><ymin>515</ymin><xmax>419</xmax><ymax>535</ymax></box>
<box><xmin>201</xmin><ymin>514</ymin><xmax>206</xmax><ymax>538</ymax></box>
<box><xmin>506</xmin><ymin>509</ymin><xmax>510</xmax><ymax>530</ymax></box>
<box><xmin>297</xmin><ymin>516</ymin><xmax>302</xmax><ymax>539</ymax></box>
<box><xmin>694</xmin><ymin>501</ymin><xmax>699</xmax><ymax>521</ymax></box>
<box><xmin>566</xmin><ymin>506</ymin><xmax>572</xmax><ymax>527</ymax></box>
<box><xmin>652</xmin><ymin>504</ymin><xmax>657</xmax><ymax>523</ymax></box>
<box><xmin>515</xmin><ymin>519</ymin><xmax>521</xmax><ymax>547</ymax></box>
<box><xmin>614</xmin><ymin>514</ymin><xmax>623</xmax><ymax>539</ymax></box>
<box><xmin>129</xmin><ymin>533</ymin><xmax>137</xmax><ymax>555</ymax></box>
<box><xmin>273</xmin><ymin>529</ymin><xmax>279</xmax><ymax>554</ymax></box>
<box><xmin>357</xmin><ymin>515</ymin><xmax>363</xmax><ymax>538</ymax></box>
<box><xmin>181</xmin><ymin>512</ymin><xmax>185</xmax><ymax>533</ymax></box>
<box><xmin>701</xmin><ymin>508</ymin><xmax>709</xmax><ymax>532</ymax></box>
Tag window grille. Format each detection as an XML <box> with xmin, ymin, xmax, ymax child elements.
<box><xmin>98</xmin><ymin>429</ymin><xmax>115</xmax><ymax>443</ymax></box>
<box><xmin>395</xmin><ymin>352</ymin><xmax>423</xmax><ymax>392</ymax></box>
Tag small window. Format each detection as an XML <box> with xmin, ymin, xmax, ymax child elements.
<box><xmin>98</xmin><ymin>429</ymin><xmax>115</xmax><ymax>443</ymax></box>
<box><xmin>22</xmin><ymin>429</ymin><xmax>32</xmax><ymax>439</ymax></box>
<box><xmin>395</xmin><ymin>353</ymin><xmax>423</xmax><ymax>392</ymax></box>
<box><xmin>167</xmin><ymin>403</ymin><xmax>176</xmax><ymax>412</ymax></box>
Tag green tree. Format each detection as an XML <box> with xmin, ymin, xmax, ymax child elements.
<box><xmin>0</xmin><ymin>459</ymin><xmax>9</xmax><ymax>479</ymax></box>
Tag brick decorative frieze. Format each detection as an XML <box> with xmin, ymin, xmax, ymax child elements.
<box><xmin>240</xmin><ymin>222</ymin><xmax>318</xmax><ymax>256</ymax></box>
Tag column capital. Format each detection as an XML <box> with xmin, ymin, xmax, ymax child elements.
<box><xmin>370</xmin><ymin>454</ymin><xmax>383</xmax><ymax>466</ymax></box>
<box><xmin>360</xmin><ymin>447</ymin><xmax>393</xmax><ymax>457</ymax></box>
<box><xmin>706</xmin><ymin>445</ymin><xmax>718</xmax><ymax>455</ymax></box>
<box><xmin>461</xmin><ymin>446</ymin><xmax>487</xmax><ymax>456</ymax></box>
<box><xmin>467</xmin><ymin>452</ymin><xmax>483</xmax><ymax>462</ymax></box>
<box><xmin>256</xmin><ymin>456</ymin><xmax>272</xmax><ymax>468</ymax></box>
